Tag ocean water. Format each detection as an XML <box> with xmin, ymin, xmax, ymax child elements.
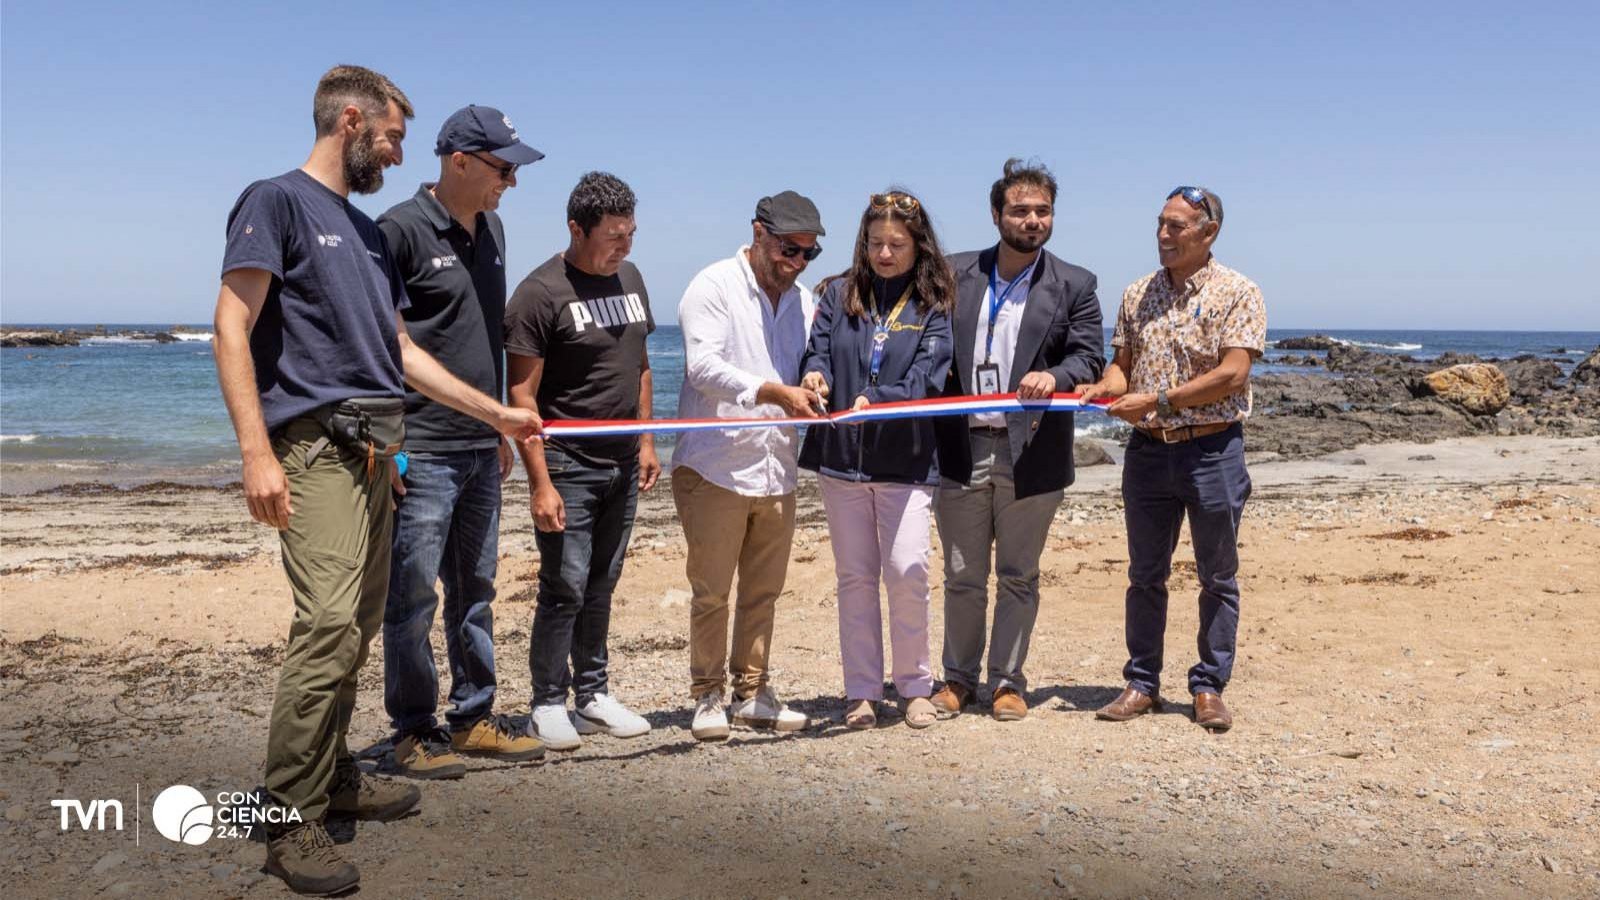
<box><xmin>2</xmin><ymin>325</ymin><xmax>1595</xmax><ymax>491</ymax></box>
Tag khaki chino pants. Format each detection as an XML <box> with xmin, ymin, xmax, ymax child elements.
<box><xmin>264</xmin><ymin>417</ymin><xmax>392</xmax><ymax>822</ymax></box>
<box><xmin>671</xmin><ymin>466</ymin><xmax>796</xmax><ymax>699</ymax></box>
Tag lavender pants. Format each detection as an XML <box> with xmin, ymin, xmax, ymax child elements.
<box><xmin>818</xmin><ymin>475</ymin><xmax>935</xmax><ymax>701</ymax></box>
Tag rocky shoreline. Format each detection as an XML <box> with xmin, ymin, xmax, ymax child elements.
<box><xmin>1249</xmin><ymin>339</ymin><xmax>1600</xmax><ymax>458</ymax></box>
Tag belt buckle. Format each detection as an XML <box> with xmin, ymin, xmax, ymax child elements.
<box><xmin>1160</xmin><ymin>426</ymin><xmax>1184</xmax><ymax>444</ymax></box>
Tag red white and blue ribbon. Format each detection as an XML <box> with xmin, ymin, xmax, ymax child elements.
<box><xmin>540</xmin><ymin>392</ymin><xmax>1110</xmax><ymax>438</ymax></box>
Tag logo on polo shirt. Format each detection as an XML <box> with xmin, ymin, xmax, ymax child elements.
<box><xmin>316</xmin><ymin>233</ymin><xmax>343</xmax><ymax>248</ymax></box>
<box><xmin>431</xmin><ymin>255</ymin><xmax>458</xmax><ymax>269</ymax></box>
<box><xmin>567</xmin><ymin>294</ymin><xmax>647</xmax><ymax>333</ymax></box>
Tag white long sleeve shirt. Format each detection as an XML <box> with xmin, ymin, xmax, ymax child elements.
<box><xmin>670</xmin><ymin>247</ymin><xmax>815</xmax><ymax>496</ymax></box>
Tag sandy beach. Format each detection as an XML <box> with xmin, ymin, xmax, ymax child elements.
<box><xmin>1</xmin><ymin>433</ymin><xmax>1596</xmax><ymax>898</ymax></box>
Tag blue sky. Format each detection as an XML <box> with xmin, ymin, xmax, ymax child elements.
<box><xmin>2</xmin><ymin>1</ymin><xmax>1596</xmax><ymax>329</ymax></box>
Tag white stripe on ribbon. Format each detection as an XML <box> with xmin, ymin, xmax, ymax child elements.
<box><xmin>540</xmin><ymin>392</ymin><xmax>1109</xmax><ymax>438</ymax></box>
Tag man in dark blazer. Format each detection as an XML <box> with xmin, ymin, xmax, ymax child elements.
<box><xmin>930</xmin><ymin>159</ymin><xmax>1104</xmax><ymax>721</ymax></box>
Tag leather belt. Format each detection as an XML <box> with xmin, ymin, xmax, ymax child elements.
<box><xmin>970</xmin><ymin>426</ymin><xmax>1008</xmax><ymax>437</ymax></box>
<box><xmin>1135</xmin><ymin>421</ymin><xmax>1234</xmax><ymax>444</ymax></box>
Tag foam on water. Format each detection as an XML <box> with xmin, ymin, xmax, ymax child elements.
<box><xmin>1341</xmin><ymin>339</ymin><xmax>1423</xmax><ymax>351</ymax></box>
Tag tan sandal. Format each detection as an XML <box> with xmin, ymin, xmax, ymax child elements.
<box><xmin>904</xmin><ymin>697</ymin><xmax>937</xmax><ymax>730</ymax></box>
<box><xmin>844</xmin><ymin>699</ymin><xmax>876</xmax><ymax>730</ymax></box>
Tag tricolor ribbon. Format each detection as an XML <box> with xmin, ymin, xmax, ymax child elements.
<box><xmin>540</xmin><ymin>392</ymin><xmax>1111</xmax><ymax>438</ymax></box>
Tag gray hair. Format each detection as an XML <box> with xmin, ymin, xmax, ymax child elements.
<box><xmin>1196</xmin><ymin>187</ymin><xmax>1224</xmax><ymax>230</ymax></box>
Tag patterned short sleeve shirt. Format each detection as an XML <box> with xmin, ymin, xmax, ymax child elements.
<box><xmin>1111</xmin><ymin>258</ymin><xmax>1266</xmax><ymax>429</ymax></box>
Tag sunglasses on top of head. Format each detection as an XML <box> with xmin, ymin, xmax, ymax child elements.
<box><xmin>764</xmin><ymin>227</ymin><xmax>823</xmax><ymax>261</ymax></box>
<box><xmin>1167</xmin><ymin>186</ymin><xmax>1213</xmax><ymax>221</ymax></box>
<box><xmin>869</xmin><ymin>192</ymin><xmax>921</xmax><ymax>215</ymax></box>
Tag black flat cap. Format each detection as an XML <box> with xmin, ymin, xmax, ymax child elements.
<box><xmin>754</xmin><ymin>191</ymin><xmax>824</xmax><ymax>236</ymax></box>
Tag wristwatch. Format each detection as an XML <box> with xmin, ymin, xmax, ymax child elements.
<box><xmin>1156</xmin><ymin>388</ymin><xmax>1173</xmax><ymax>417</ymax></box>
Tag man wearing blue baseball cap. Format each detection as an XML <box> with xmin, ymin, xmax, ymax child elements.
<box><xmin>376</xmin><ymin>105</ymin><xmax>545</xmax><ymax>779</ymax></box>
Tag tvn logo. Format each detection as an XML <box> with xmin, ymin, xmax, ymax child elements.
<box><xmin>50</xmin><ymin>798</ymin><xmax>123</xmax><ymax>832</ymax></box>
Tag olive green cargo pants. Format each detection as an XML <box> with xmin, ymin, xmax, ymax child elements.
<box><xmin>263</xmin><ymin>417</ymin><xmax>392</xmax><ymax>822</ymax></box>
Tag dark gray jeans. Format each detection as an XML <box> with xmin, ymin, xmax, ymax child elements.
<box><xmin>529</xmin><ymin>444</ymin><xmax>639</xmax><ymax>707</ymax></box>
<box><xmin>1120</xmin><ymin>423</ymin><xmax>1251</xmax><ymax>698</ymax></box>
<box><xmin>934</xmin><ymin>430</ymin><xmax>1062</xmax><ymax>693</ymax></box>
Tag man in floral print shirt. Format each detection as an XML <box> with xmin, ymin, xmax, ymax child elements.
<box><xmin>1077</xmin><ymin>186</ymin><xmax>1265</xmax><ymax>732</ymax></box>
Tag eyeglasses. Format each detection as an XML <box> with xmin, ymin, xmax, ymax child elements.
<box><xmin>1167</xmin><ymin>186</ymin><xmax>1213</xmax><ymax>221</ymax></box>
<box><xmin>870</xmin><ymin>192</ymin><xmax>921</xmax><ymax>215</ymax></box>
<box><xmin>764</xmin><ymin>226</ymin><xmax>823</xmax><ymax>261</ymax></box>
<box><xmin>469</xmin><ymin>152</ymin><xmax>518</xmax><ymax>182</ymax></box>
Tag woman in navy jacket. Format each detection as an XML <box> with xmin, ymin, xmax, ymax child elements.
<box><xmin>799</xmin><ymin>190</ymin><xmax>955</xmax><ymax>730</ymax></box>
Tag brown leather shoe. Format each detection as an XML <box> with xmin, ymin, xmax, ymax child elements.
<box><xmin>1094</xmin><ymin>686</ymin><xmax>1161</xmax><ymax>721</ymax></box>
<box><xmin>991</xmin><ymin>686</ymin><xmax>1028</xmax><ymax>721</ymax></box>
<box><xmin>930</xmin><ymin>682</ymin><xmax>973</xmax><ymax>716</ymax></box>
<box><xmin>1193</xmin><ymin>692</ymin><xmax>1233</xmax><ymax>732</ymax></box>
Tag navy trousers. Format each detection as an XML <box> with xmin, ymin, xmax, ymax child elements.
<box><xmin>1120</xmin><ymin>423</ymin><xmax>1251</xmax><ymax>698</ymax></box>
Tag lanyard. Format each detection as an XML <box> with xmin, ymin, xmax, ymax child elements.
<box><xmin>985</xmin><ymin>258</ymin><xmax>1035</xmax><ymax>362</ymax></box>
<box><xmin>868</xmin><ymin>286</ymin><xmax>913</xmax><ymax>385</ymax></box>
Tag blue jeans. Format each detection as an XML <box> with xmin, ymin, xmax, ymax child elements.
<box><xmin>1120</xmin><ymin>424</ymin><xmax>1251</xmax><ymax>698</ymax></box>
<box><xmin>529</xmin><ymin>444</ymin><xmax>639</xmax><ymax>707</ymax></box>
<box><xmin>382</xmin><ymin>447</ymin><xmax>502</xmax><ymax>734</ymax></box>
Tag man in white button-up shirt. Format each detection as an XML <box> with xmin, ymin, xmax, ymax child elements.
<box><xmin>671</xmin><ymin>191</ymin><xmax>826</xmax><ymax>741</ymax></box>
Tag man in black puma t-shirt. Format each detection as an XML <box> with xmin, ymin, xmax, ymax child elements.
<box><xmin>504</xmin><ymin>171</ymin><xmax>658</xmax><ymax>750</ymax></box>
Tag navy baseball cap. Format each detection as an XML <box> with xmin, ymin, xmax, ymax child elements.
<box><xmin>434</xmin><ymin>105</ymin><xmax>544</xmax><ymax>165</ymax></box>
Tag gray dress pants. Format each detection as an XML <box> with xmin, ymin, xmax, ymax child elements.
<box><xmin>934</xmin><ymin>430</ymin><xmax>1063</xmax><ymax>693</ymax></box>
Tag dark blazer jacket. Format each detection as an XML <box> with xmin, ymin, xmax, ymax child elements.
<box><xmin>933</xmin><ymin>246</ymin><xmax>1104</xmax><ymax>498</ymax></box>
<box><xmin>799</xmin><ymin>278</ymin><xmax>953</xmax><ymax>485</ymax></box>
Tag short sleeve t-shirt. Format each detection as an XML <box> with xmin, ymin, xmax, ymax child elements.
<box><xmin>222</xmin><ymin>169</ymin><xmax>409</xmax><ymax>432</ymax></box>
<box><xmin>377</xmin><ymin>184</ymin><xmax>507</xmax><ymax>452</ymax></box>
<box><xmin>504</xmin><ymin>254</ymin><xmax>654</xmax><ymax>465</ymax></box>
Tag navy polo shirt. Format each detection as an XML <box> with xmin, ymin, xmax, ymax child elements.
<box><xmin>222</xmin><ymin>169</ymin><xmax>409</xmax><ymax>433</ymax></box>
<box><xmin>377</xmin><ymin>184</ymin><xmax>508</xmax><ymax>452</ymax></box>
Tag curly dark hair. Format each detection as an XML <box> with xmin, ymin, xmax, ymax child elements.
<box><xmin>989</xmin><ymin>157</ymin><xmax>1057</xmax><ymax>213</ymax></box>
<box><xmin>312</xmin><ymin>65</ymin><xmax>412</xmax><ymax>137</ymax></box>
<box><xmin>839</xmin><ymin>189</ymin><xmax>956</xmax><ymax>319</ymax></box>
<box><xmin>566</xmin><ymin>171</ymin><xmax>637</xmax><ymax>236</ymax></box>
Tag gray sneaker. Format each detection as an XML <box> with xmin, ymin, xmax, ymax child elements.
<box><xmin>265</xmin><ymin>821</ymin><xmax>358</xmax><ymax>896</ymax></box>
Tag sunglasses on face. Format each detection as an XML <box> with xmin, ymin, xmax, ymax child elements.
<box><xmin>1167</xmin><ymin>186</ymin><xmax>1213</xmax><ymax>221</ymax></box>
<box><xmin>469</xmin><ymin>152</ymin><xmax>518</xmax><ymax>182</ymax></box>
<box><xmin>765</xmin><ymin>227</ymin><xmax>823</xmax><ymax>261</ymax></box>
<box><xmin>870</xmin><ymin>192</ymin><xmax>921</xmax><ymax>215</ymax></box>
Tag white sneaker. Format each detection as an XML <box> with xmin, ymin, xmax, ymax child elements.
<box><xmin>690</xmin><ymin>691</ymin><xmax>730</xmax><ymax>742</ymax></box>
<box><xmin>729</xmin><ymin>687</ymin><xmax>808</xmax><ymax>732</ymax></box>
<box><xmin>530</xmin><ymin>704</ymin><xmax>582</xmax><ymax>751</ymax></box>
<box><xmin>574</xmin><ymin>693</ymin><xmax>651</xmax><ymax>738</ymax></box>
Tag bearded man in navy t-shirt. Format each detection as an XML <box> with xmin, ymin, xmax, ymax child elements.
<box><xmin>212</xmin><ymin>65</ymin><xmax>540</xmax><ymax>896</ymax></box>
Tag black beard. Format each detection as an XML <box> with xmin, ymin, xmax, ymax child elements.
<box><xmin>1000</xmin><ymin>225</ymin><xmax>1051</xmax><ymax>254</ymax></box>
<box><xmin>343</xmin><ymin>128</ymin><xmax>385</xmax><ymax>195</ymax></box>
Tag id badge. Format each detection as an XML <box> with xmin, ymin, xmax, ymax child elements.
<box><xmin>976</xmin><ymin>363</ymin><xmax>1001</xmax><ymax>395</ymax></box>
